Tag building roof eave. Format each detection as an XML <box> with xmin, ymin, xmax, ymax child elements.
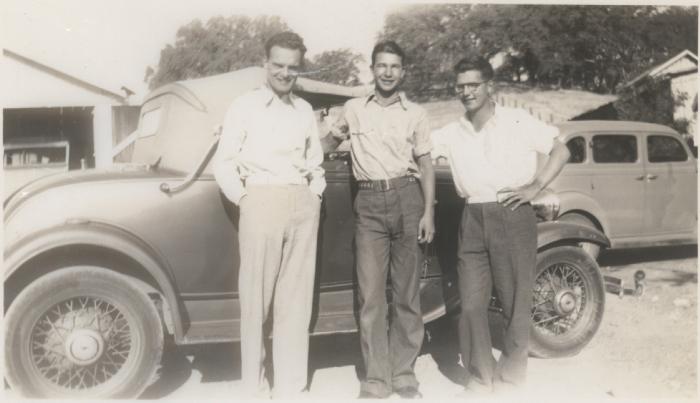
<box><xmin>624</xmin><ymin>49</ymin><xmax>698</xmax><ymax>89</ymax></box>
<box><xmin>4</xmin><ymin>49</ymin><xmax>128</xmax><ymax>105</ymax></box>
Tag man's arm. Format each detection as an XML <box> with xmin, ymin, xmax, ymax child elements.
<box><xmin>413</xmin><ymin>109</ymin><xmax>435</xmax><ymax>243</ymax></box>
<box><xmin>306</xmin><ymin>110</ymin><xmax>327</xmax><ymax>198</ymax></box>
<box><xmin>213</xmin><ymin>101</ymin><xmax>247</xmax><ymax>205</ymax></box>
<box><xmin>416</xmin><ymin>153</ymin><xmax>435</xmax><ymax>243</ymax></box>
<box><xmin>319</xmin><ymin>103</ymin><xmax>354</xmax><ymax>153</ymax></box>
<box><xmin>499</xmin><ymin>139</ymin><xmax>570</xmax><ymax>210</ymax></box>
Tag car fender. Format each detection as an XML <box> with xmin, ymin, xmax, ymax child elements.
<box><xmin>556</xmin><ymin>191</ymin><xmax>609</xmax><ymax>234</ymax></box>
<box><xmin>4</xmin><ymin>221</ymin><xmax>186</xmax><ymax>340</ymax></box>
<box><xmin>537</xmin><ymin>221</ymin><xmax>610</xmax><ymax>250</ymax></box>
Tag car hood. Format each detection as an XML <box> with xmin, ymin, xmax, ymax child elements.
<box><xmin>4</xmin><ymin>166</ymin><xmax>179</xmax><ymax>218</ymax></box>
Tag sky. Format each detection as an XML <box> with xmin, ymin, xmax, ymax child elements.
<box><xmin>4</xmin><ymin>0</ymin><xmax>391</xmax><ymax>102</ymax></box>
<box><xmin>3</xmin><ymin>0</ymin><xmax>692</xmax><ymax>104</ymax></box>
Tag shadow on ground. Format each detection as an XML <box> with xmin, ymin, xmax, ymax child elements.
<box><xmin>141</xmin><ymin>320</ymin><xmax>470</xmax><ymax>399</ymax></box>
<box><xmin>422</xmin><ymin>315</ymin><xmax>467</xmax><ymax>385</ymax></box>
<box><xmin>141</xmin><ymin>341</ymin><xmax>243</xmax><ymax>398</ymax></box>
<box><xmin>142</xmin><ymin>333</ymin><xmax>366</xmax><ymax>398</ymax></box>
<box><xmin>599</xmin><ymin>245</ymin><xmax>697</xmax><ymax>268</ymax></box>
<box><xmin>598</xmin><ymin>245</ymin><xmax>698</xmax><ymax>289</ymax></box>
<box><xmin>307</xmin><ymin>332</ymin><xmax>364</xmax><ymax>383</ymax></box>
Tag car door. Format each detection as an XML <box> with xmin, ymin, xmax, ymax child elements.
<box><xmin>642</xmin><ymin>132</ymin><xmax>698</xmax><ymax>237</ymax></box>
<box><xmin>589</xmin><ymin>133</ymin><xmax>646</xmax><ymax>239</ymax></box>
<box><xmin>549</xmin><ymin>134</ymin><xmax>596</xmax><ymax>198</ymax></box>
<box><xmin>311</xmin><ymin>152</ymin><xmax>360</xmax><ymax>333</ymax></box>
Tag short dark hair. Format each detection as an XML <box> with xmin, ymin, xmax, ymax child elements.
<box><xmin>371</xmin><ymin>40</ymin><xmax>405</xmax><ymax>66</ymax></box>
<box><xmin>265</xmin><ymin>31</ymin><xmax>307</xmax><ymax>59</ymax></box>
<box><xmin>453</xmin><ymin>56</ymin><xmax>494</xmax><ymax>80</ymax></box>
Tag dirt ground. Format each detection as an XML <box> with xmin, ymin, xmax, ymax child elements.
<box><xmin>4</xmin><ymin>246</ymin><xmax>697</xmax><ymax>401</ymax></box>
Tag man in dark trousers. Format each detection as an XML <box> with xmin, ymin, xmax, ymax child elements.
<box><xmin>323</xmin><ymin>40</ymin><xmax>435</xmax><ymax>399</ymax></box>
<box><xmin>431</xmin><ymin>56</ymin><xmax>570</xmax><ymax>395</ymax></box>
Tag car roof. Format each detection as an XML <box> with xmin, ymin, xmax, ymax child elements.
<box><xmin>143</xmin><ymin>67</ymin><xmax>369</xmax><ymax>111</ymax></box>
<box><xmin>556</xmin><ymin>120</ymin><xmax>679</xmax><ymax>136</ymax></box>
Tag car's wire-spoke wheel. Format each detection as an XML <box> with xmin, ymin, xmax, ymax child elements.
<box><xmin>529</xmin><ymin>246</ymin><xmax>605</xmax><ymax>358</ymax></box>
<box><xmin>532</xmin><ymin>262</ymin><xmax>586</xmax><ymax>335</ymax></box>
<box><xmin>5</xmin><ymin>266</ymin><xmax>163</xmax><ymax>398</ymax></box>
<box><xmin>30</xmin><ymin>296</ymin><xmax>133</xmax><ymax>390</ymax></box>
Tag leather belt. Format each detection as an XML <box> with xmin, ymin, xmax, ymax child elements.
<box><xmin>356</xmin><ymin>176</ymin><xmax>416</xmax><ymax>191</ymax></box>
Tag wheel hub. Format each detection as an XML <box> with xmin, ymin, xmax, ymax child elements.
<box><xmin>553</xmin><ymin>289</ymin><xmax>577</xmax><ymax>316</ymax></box>
<box><xmin>64</xmin><ymin>329</ymin><xmax>105</xmax><ymax>366</ymax></box>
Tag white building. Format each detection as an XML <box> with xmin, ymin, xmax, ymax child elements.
<box><xmin>626</xmin><ymin>49</ymin><xmax>698</xmax><ymax>140</ymax></box>
<box><xmin>3</xmin><ymin>48</ymin><xmax>140</xmax><ymax>172</ymax></box>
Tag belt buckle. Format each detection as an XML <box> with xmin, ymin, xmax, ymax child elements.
<box><xmin>378</xmin><ymin>179</ymin><xmax>390</xmax><ymax>191</ymax></box>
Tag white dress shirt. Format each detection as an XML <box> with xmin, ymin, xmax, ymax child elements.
<box><xmin>431</xmin><ymin>104</ymin><xmax>560</xmax><ymax>203</ymax></box>
<box><xmin>213</xmin><ymin>86</ymin><xmax>326</xmax><ymax>205</ymax></box>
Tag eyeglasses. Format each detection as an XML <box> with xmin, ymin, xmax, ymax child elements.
<box><xmin>455</xmin><ymin>81</ymin><xmax>486</xmax><ymax>92</ymax></box>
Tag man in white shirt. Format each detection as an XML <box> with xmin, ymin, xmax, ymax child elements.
<box><xmin>431</xmin><ymin>56</ymin><xmax>570</xmax><ymax>394</ymax></box>
<box><xmin>212</xmin><ymin>31</ymin><xmax>325</xmax><ymax>398</ymax></box>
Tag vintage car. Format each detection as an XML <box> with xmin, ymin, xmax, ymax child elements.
<box><xmin>550</xmin><ymin>121</ymin><xmax>698</xmax><ymax>258</ymax></box>
<box><xmin>4</xmin><ymin>67</ymin><xmax>609</xmax><ymax>398</ymax></box>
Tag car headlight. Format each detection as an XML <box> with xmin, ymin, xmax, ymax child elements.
<box><xmin>532</xmin><ymin>188</ymin><xmax>561</xmax><ymax>221</ymax></box>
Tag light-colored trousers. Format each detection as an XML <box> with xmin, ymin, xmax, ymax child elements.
<box><xmin>238</xmin><ymin>184</ymin><xmax>321</xmax><ymax>397</ymax></box>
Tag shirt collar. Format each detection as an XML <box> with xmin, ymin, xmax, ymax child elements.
<box><xmin>259</xmin><ymin>84</ymin><xmax>299</xmax><ymax>109</ymax></box>
<box><xmin>459</xmin><ymin>101</ymin><xmax>500</xmax><ymax>132</ymax></box>
<box><xmin>365</xmin><ymin>91</ymin><xmax>408</xmax><ymax>110</ymax></box>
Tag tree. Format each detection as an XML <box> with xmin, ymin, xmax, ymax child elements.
<box><xmin>615</xmin><ymin>79</ymin><xmax>675</xmax><ymax>125</ymax></box>
<box><xmin>305</xmin><ymin>49</ymin><xmax>364</xmax><ymax>86</ymax></box>
<box><xmin>378</xmin><ymin>4</ymin><xmax>697</xmax><ymax>98</ymax></box>
<box><xmin>146</xmin><ymin>15</ymin><xmax>289</xmax><ymax>90</ymax></box>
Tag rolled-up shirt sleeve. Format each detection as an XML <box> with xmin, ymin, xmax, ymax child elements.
<box><xmin>213</xmin><ymin>100</ymin><xmax>247</xmax><ymax>205</ymax></box>
<box><xmin>519</xmin><ymin>110</ymin><xmax>560</xmax><ymax>154</ymax></box>
<box><xmin>306</xmin><ymin>112</ymin><xmax>327</xmax><ymax>197</ymax></box>
<box><xmin>430</xmin><ymin>126</ymin><xmax>450</xmax><ymax>160</ymax></box>
<box><xmin>319</xmin><ymin>111</ymin><xmax>350</xmax><ymax>153</ymax></box>
<box><xmin>412</xmin><ymin>109</ymin><xmax>433</xmax><ymax>158</ymax></box>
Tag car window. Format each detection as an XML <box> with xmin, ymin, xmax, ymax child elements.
<box><xmin>566</xmin><ymin>136</ymin><xmax>586</xmax><ymax>163</ymax></box>
<box><xmin>592</xmin><ymin>135</ymin><xmax>637</xmax><ymax>163</ymax></box>
<box><xmin>647</xmin><ymin>135</ymin><xmax>688</xmax><ymax>163</ymax></box>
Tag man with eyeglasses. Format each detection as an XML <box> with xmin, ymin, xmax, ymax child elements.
<box><xmin>431</xmin><ymin>56</ymin><xmax>570</xmax><ymax>396</ymax></box>
<box><xmin>213</xmin><ymin>31</ymin><xmax>325</xmax><ymax>398</ymax></box>
<box><xmin>323</xmin><ymin>40</ymin><xmax>435</xmax><ymax>399</ymax></box>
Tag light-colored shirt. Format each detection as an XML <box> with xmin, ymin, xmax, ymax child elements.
<box><xmin>213</xmin><ymin>86</ymin><xmax>326</xmax><ymax>205</ymax></box>
<box><xmin>339</xmin><ymin>92</ymin><xmax>432</xmax><ymax>181</ymax></box>
<box><xmin>431</xmin><ymin>104</ymin><xmax>560</xmax><ymax>203</ymax></box>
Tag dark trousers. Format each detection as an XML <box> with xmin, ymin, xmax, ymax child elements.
<box><xmin>457</xmin><ymin>202</ymin><xmax>537</xmax><ymax>387</ymax></box>
<box><xmin>354</xmin><ymin>181</ymin><xmax>425</xmax><ymax>396</ymax></box>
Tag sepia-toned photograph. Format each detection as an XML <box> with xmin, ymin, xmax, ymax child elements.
<box><xmin>3</xmin><ymin>0</ymin><xmax>697</xmax><ymax>400</ymax></box>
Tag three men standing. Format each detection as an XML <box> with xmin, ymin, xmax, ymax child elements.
<box><xmin>213</xmin><ymin>31</ymin><xmax>325</xmax><ymax>398</ymax></box>
<box><xmin>325</xmin><ymin>40</ymin><xmax>435</xmax><ymax>399</ymax></box>
<box><xmin>431</xmin><ymin>56</ymin><xmax>570</xmax><ymax>394</ymax></box>
<box><xmin>214</xmin><ymin>29</ymin><xmax>567</xmax><ymax>398</ymax></box>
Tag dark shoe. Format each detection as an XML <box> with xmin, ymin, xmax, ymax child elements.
<box><xmin>358</xmin><ymin>390</ymin><xmax>387</xmax><ymax>399</ymax></box>
<box><xmin>394</xmin><ymin>386</ymin><xmax>423</xmax><ymax>399</ymax></box>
